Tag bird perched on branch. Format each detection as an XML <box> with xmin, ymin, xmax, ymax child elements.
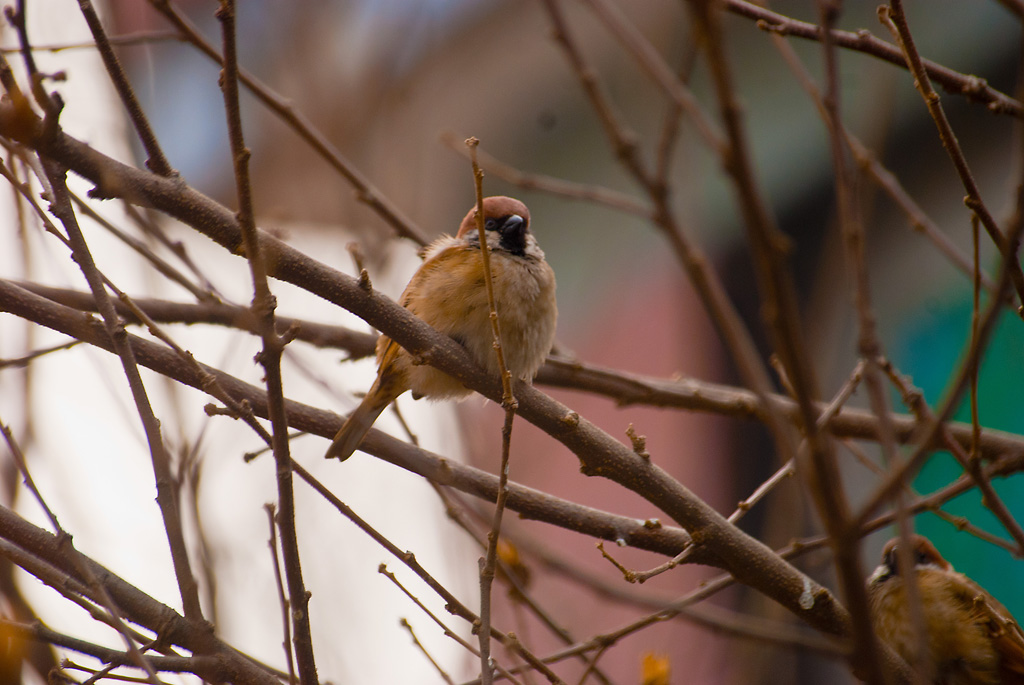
<box><xmin>867</xmin><ymin>534</ymin><xmax>1024</xmax><ymax>684</ymax></box>
<box><xmin>325</xmin><ymin>196</ymin><xmax>557</xmax><ymax>462</ymax></box>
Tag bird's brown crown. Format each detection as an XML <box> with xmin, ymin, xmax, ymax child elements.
<box><xmin>456</xmin><ymin>196</ymin><xmax>531</xmax><ymax>239</ymax></box>
<box><xmin>878</xmin><ymin>535</ymin><xmax>951</xmax><ymax>581</ymax></box>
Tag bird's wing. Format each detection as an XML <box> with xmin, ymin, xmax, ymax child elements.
<box><xmin>959</xmin><ymin>575</ymin><xmax>1024</xmax><ymax>682</ymax></box>
<box><xmin>371</xmin><ymin>244</ymin><xmax>452</xmax><ymax>371</ymax></box>
<box><xmin>984</xmin><ymin>602</ymin><xmax>1024</xmax><ymax>680</ymax></box>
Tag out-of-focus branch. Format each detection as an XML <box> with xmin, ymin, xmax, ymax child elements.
<box><xmin>580</xmin><ymin>0</ymin><xmax>725</xmax><ymax>153</ymax></box>
<box><xmin>76</xmin><ymin>0</ymin><xmax>174</xmax><ymax>176</ymax></box>
<box><xmin>146</xmin><ymin>0</ymin><xmax>428</xmax><ymax>245</ymax></box>
<box><xmin>440</xmin><ymin>132</ymin><xmax>652</xmax><ymax>218</ymax></box>
<box><xmin>880</xmin><ymin>1</ymin><xmax>1024</xmax><ymax>315</ymax></box>
<box><xmin>728</xmin><ymin>0</ymin><xmax>1024</xmax><ymax>117</ymax></box>
<box><xmin>15</xmin><ymin>281</ymin><xmax>377</xmax><ymax>357</ymax></box>
<box><xmin>536</xmin><ymin>359</ymin><xmax>1024</xmax><ymax>462</ymax></box>
<box><xmin>0</xmin><ymin>29</ymin><xmax>183</xmax><ymax>53</ymax></box>
<box><xmin>686</xmin><ymin>0</ymin><xmax>888</xmax><ymax>680</ymax></box>
<box><xmin>766</xmin><ymin>34</ymin><xmax>1002</xmax><ymax>297</ymax></box>
<box><xmin>539</xmin><ymin>0</ymin><xmax>796</xmax><ymax>484</ymax></box>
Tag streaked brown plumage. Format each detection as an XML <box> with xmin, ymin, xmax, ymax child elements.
<box><xmin>325</xmin><ymin>196</ymin><xmax>557</xmax><ymax>462</ymax></box>
<box><xmin>867</xmin><ymin>535</ymin><xmax>1024</xmax><ymax>684</ymax></box>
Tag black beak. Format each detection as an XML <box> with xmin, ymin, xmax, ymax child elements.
<box><xmin>501</xmin><ymin>215</ymin><xmax>525</xmax><ymax>239</ymax></box>
<box><xmin>498</xmin><ymin>214</ymin><xmax>527</xmax><ymax>255</ymax></box>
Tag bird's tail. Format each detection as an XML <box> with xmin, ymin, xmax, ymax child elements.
<box><xmin>325</xmin><ymin>377</ymin><xmax>400</xmax><ymax>461</ymax></box>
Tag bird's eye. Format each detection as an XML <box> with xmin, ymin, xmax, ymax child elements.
<box><xmin>484</xmin><ymin>218</ymin><xmax>498</xmax><ymax>231</ymax></box>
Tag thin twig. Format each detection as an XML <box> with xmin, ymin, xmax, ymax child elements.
<box><xmin>39</xmin><ymin>157</ymin><xmax>205</xmax><ymax>625</ymax></box>
<box><xmin>440</xmin><ymin>132</ymin><xmax>651</xmax><ymax>218</ymax></box>
<box><xmin>17</xmin><ymin>280</ymin><xmax>376</xmax><ymax>357</ymax></box>
<box><xmin>580</xmin><ymin>0</ymin><xmax>725</xmax><ymax>154</ymax></box>
<box><xmin>881</xmin><ymin>361</ymin><xmax>1024</xmax><ymax>554</ymax></box>
<box><xmin>264</xmin><ymin>504</ymin><xmax>297</xmax><ymax>685</ymax></box>
<box><xmin>147</xmin><ymin>0</ymin><xmax>428</xmax><ymax>244</ymax></box>
<box><xmin>654</xmin><ymin>39</ymin><xmax>699</xmax><ymax>183</ymax></box>
<box><xmin>766</xmin><ymin>35</ymin><xmax>1001</xmax><ymax>297</ymax></box>
<box><xmin>76</xmin><ymin>0</ymin><xmax>174</xmax><ymax>176</ymax></box>
<box><xmin>880</xmin><ymin>1</ymin><xmax>1024</xmax><ymax>316</ymax></box>
<box><xmin>0</xmin><ymin>339</ymin><xmax>79</xmax><ymax>368</ymax></box>
<box><xmin>0</xmin><ymin>29</ymin><xmax>182</xmax><ymax>54</ymax></box>
<box><xmin>539</xmin><ymin>0</ymin><xmax>795</xmax><ymax>477</ymax></box>
<box><xmin>467</xmin><ymin>138</ymin><xmax>517</xmax><ymax>685</ymax></box>
<box><xmin>67</xmin><ymin>189</ymin><xmax>215</xmax><ymax>303</ymax></box>
<box><xmin>686</xmin><ymin>0</ymin><xmax>887</xmax><ymax>679</ymax></box>
<box><xmin>854</xmin><ymin>211</ymin><xmax>1024</xmax><ymax>529</ymax></box>
<box><xmin>431</xmin><ymin>488</ymin><xmax>615</xmax><ymax>684</ymax></box>
<box><xmin>0</xmin><ymin>421</ymin><xmax>61</xmax><ymax>531</ymax></box>
<box><xmin>215</xmin><ymin>2</ymin><xmax>316</xmax><ymax>682</ymax></box>
<box><xmin>379</xmin><ymin>568</ymin><xmax>524</xmax><ymax>685</ymax></box>
<box><xmin>290</xmin><ymin>461</ymin><xmax>559</xmax><ymax>683</ymax></box>
<box><xmin>971</xmin><ymin>213</ymin><xmax>982</xmax><ymax>462</ymax></box>
<box><xmin>399</xmin><ymin>618</ymin><xmax>456</xmax><ymax>685</ymax></box>
<box><xmin>730</xmin><ymin>0</ymin><xmax>1024</xmax><ymax>117</ymax></box>
<box><xmin>121</xmin><ymin>201</ymin><xmax>227</xmax><ymax>299</ymax></box>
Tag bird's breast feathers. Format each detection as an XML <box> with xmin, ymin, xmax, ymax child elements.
<box><xmin>401</xmin><ymin>238</ymin><xmax>556</xmax><ymax>379</ymax></box>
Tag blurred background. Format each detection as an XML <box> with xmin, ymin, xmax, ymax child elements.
<box><xmin>2</xmin><ymin>1</ymin><xmax>1024</xmax><ymax>683</ymax></box>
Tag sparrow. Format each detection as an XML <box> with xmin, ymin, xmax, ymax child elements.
<box><xmin>325</xmin><ymin>196</ymin><xmax>557</xmax><ymax>461</ymax></box>
<box><xmin>867</xmin><ymin>534</ymin><xmax>1024</xmax><ymax>684</ymax></box>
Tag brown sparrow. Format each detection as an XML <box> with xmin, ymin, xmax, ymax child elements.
<box><xmin>867</xmin><ymin>534</ymin><xmax>1024</xmax><ymax>684</ymax></box>
<box><xmin>325</xmin><ymin>196</ymin><xmax>557</xmax><ymax>461</ymax></box>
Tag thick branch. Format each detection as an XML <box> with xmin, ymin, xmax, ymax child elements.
<box><xmin>0</xmin><ymin>103</ymin><xmax>899</xmax><ymax>651</ymax></box>
<box><xmin>0</xmin><ymin>506</ymin><xmax>280</xmax><ymax>685</ymax></box>
<box><xmin>12</xmin><ymin>280</ymin><xmax>1022</xmax><ymax>466</ymax></box>
<box><xmin>0</xmin><ymin>278</ymin><xmax>694</xmax><ymax>559</ymax></box>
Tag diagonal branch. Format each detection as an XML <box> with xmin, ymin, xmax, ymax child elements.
<box><xmin>728</xmin><ymin>0</ymin><xmax>1024</xmax><ymax>117</ymax></box>
<box><xmin>0</xmin><ymin>95</ymin><xmax>912</xmax><ymax>661</ymax></box>
<box><xmin>146</xmin><ymin>0</ymin><xmax>428</xmax><ymax>245</ymax></box>
<box><xmin>0</xmin><ymin>278</ymin><xmax>695</xmax><ymax>560</ymax></box>
<box><xmin>76</xmin><ymin>0</ymin><xmax>174</xmax><ymax>176</ymax></box>
<box><xmin>39</xmin><ymin>157</ymin><xmax>206</xmax><ymax>628</ymax></box>
<box><xmin>685</xmin><ymin>0</ymin><xmax>888</xmax><ymax>680</ymax></box>
<box><xmin>880</xmin><ymin>1</ymin><xmax>1024</xmax><ymax>315</ymax></box>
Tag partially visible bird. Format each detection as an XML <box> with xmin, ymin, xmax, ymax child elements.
<box><xmin>867</xmin><ymin>534</ymin><xmax>1024</xmax><ymax>684</ymax></box>
<box><xmin>325</xmin><ymin>196</ymin><xmax>557</xmax><ymax>462</ymax></box>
